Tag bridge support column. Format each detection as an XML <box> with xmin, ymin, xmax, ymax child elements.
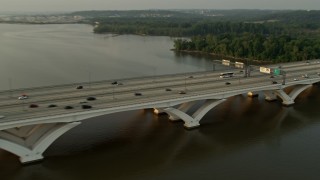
<box><xmin>275</xmin><ymin>90</ymin><xmax>294</xmax><ymax>106</ymax></box>
<box><xmin>163</xmin><ymin>99</ymin><xmax>226</xmax><ymax>129</ymax></box>
<box><xmin>167</xmin><ymin>101</ymin><xmax>197</xmax><ymax>121</ymax></box>
<box><xmin>0</xmin><ymin>122</ymin><xmax>80</xmax><ymax>164</ymax></box>
<box><xmin>273</xmin><ymin>84</ymin><xmax>312</xmax><ymax>106</ymax></box>
<box><xmin>264</xmin><ymin>90</ymin><xmax>277</xmax><ymax>101</ymax></box>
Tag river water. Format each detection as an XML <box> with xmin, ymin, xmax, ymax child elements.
<box><xmin>0</xmin><ymin>24</ymin><xmax>320</xmax><ymax>180</ymax></box>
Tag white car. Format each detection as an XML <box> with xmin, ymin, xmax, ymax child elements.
<box><xmin>18</xmin><ymin>95</ymin><xmax>28</xmax><ymax>100</ymax></box>
<box><xmin>293</xmin><ymin>78</ymin><xmax>298</xmax><ymax>81</ymax></box>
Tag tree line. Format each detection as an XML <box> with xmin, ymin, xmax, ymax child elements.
<box><xmin>93</xmin><ymin>19</ymin><xmax>293</xmax><ymax>37</ymax></box>
<box><xmin>78</xmin><ymin>9</ymin><xmax>320</xmax><ymax>62</ymax></box>
<box><xmin>174</xmin><ymin>33</ymin><xmax>320</xmax><ymax>63</ymax></box>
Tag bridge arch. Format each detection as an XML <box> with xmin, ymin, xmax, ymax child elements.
<box><xmin>161</xmin><ymin>99</ymin><xmax>227</xmax><ymax>129</ymax></box>
<box><xmin>275</xmin><ymin>84</ymin><xmax>313</xmax><ymax>106</ymax></box>
<box><xmin>0</xmin><ymin>122</ymin><xmax>80</xmax><ymax>163</ymax></box>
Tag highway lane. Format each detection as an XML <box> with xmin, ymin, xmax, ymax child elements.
<box><xmin>0</xmin><ymin>59</ymin><xmax>318</xmax><ymax>104</ymax></box>
<box><xmin>1</xmin><ymin>71</ymin><xmax>319</xmax><ymax>122</ymax></box>
<box><xmin>0</xmin><ymin>78</ymin><xmax>274</xmax><ymax>121</ymax></box>
<box><xmin>1</xmin><ymin>60</ymin><xmax>320</xmax><ymax>122</ymax></box>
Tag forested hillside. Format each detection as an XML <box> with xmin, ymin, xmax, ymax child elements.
<box><xmin>71</xmin><ymin>10</ymin><xmax>320</xmax><ymax>62</ymax></box>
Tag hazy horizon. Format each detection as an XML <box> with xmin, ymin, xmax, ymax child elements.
<box><xmin>0</xmin><ymin>0</ymin><xmax>319</xmax><ymax>13</ymax></box>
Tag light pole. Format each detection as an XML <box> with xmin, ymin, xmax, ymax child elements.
<box><xmin>282</xmin><ymin>70</ymin><xmax>286</xmax><ymax>85</ymax></box>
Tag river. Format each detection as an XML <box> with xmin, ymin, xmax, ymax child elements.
<box><xmin>0</xmin><ymin>24</ymin><xmax>320</xmax><ymax>180</ymax></box>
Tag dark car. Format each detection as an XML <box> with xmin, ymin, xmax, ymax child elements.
<box><xmin>48</xmin><ymin>104</ymin><xmax>57</xmax><ymax>108</ymax></box>
<box><xmin>165</xmin><ymin>88</ymin><xmax>172</xmax><ymax>91</ymax></box>
<box><xmin>64</xmin><ymin>106</ymin><xmax>73</xmax><ymax>109</ymax></box>
<box><xmin>272</xmin><ymin>81</ymin><xmax>277</xmax><ymax>84</ymax></box>
<box><xmin>29</xmin><ymin>104</ymin><xmax>39</xmax><ymax>108</ymax></box>
<box><xmin>178</xmin><ymin>91</ymin><xmax>186</xmax><ymax>94</ymax></box>
<box><xmin>87</xmin><ymin>97</ymin><xmax>96</xmax><ymax>101</ymax></box>
<box><xmin>134</xmin><ymin>92</ymin><xmax>142</xmax><ymax>96</ymax></box>
<box><xmin>225</xmin><ymin>82</ymin><xmax>231</xmax><ymax>85</ymax></box>
<box><xmin>82</xmin><ymin>105</ymin><xmax>92</xmax><ymax>109</ymax></box>
<box><xmin>270</xmin><ymin>75</ymin><xmax>274</xmax><ymax>78</ymax></box>
<box><xmin>76</xmin><ymin>85</ymin><xmax>83</xmax><ymax>89</ymax></box>
<box><xmin>111</xmin><ymin>81</ymin><xmax>118</xmax><ymax>85</ymax></box>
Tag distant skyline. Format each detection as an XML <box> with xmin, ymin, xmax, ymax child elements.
<box><xmin>0</xmin><ymin>0</ymin><xmax>319</xmax><ymax>12</ymax></box>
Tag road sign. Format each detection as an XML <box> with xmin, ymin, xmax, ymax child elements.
<box><xmin>274</xmin><ymin>68</ymin><xmax>280</xmax><ymax>75</ymax></box>
<box><xmin>260</xmin><ymin>67</ymin><xmax>271</xmax><ymax>74</ymax></box>
<box><xmin>235</xmin><ymin>62</ymin><xmax>244</xmax><ymax>69</ymax></box>
<box><xmin>222</xmin><ymin>59</ymin><xmax>230</xmax><ymax>66</ymax></box>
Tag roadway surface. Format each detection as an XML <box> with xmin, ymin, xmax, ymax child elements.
<box><xmin>0</xmin><ymin>60</ymin><xmax>320</xmax><ymax>122</ymax></box>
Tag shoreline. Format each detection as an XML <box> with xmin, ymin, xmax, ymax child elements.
<box><xmin>171</xmin><ymin>49</ymin><xmax>272</xmax><ymax>65</ymax></box>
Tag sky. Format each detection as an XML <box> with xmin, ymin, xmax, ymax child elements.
<box><xmin>0</xmin><ymin>0</ymin><xmax>319</xmax><ymax>12</ymax></box>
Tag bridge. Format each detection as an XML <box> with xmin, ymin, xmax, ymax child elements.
<box><xmin>0</xmin><ymin>60</ymin><xmax>319</xmax><ymax>163</ymax></box>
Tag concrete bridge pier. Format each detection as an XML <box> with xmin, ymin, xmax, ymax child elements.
<box><xmin>167</xmin><ymin>101</ymin><xmax>197</xmax><ymax>121</ymax></box>
<box><xmin>163</xmin><ymin>99</ymin><xmax>226</xmax><ymax>129</ymax></box>
<box><xmin>263</xmin><ymin>84</ymin><xmax>313</xmax><ymax>106</ymax></box>
<box><xmin>264</xmin><ymin>90</ymin><xmax>278</xmax><ymax>101</ymax></box>
<box><xmin>275</xmin><ymin>90</ymin><xmax>295</xmax><ymax>106</ymax></box>
<box><xmin>0</xmin><ymin>122</ymin><xmax>80</xmax><ymax>164</ymax></box>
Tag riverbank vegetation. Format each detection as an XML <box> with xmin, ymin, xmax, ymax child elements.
<box><xmin>174</xmin><ymin>34</ymin><xmax>320</xmax><ymax>63</ymax></box>
<box><xmin>70</xmin><ymin>9</ymin><xmax>320</xmax><ymax>62</ymax></box>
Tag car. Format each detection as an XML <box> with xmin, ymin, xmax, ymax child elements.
<box><xmin>318</xmin><ymin>72</ymin><xmax>320</xmax><ymax>76</ymax></box>
<box><xmin>272</xmin><ymin>81</ymin><xmax>277</xmax><ymax>84</ymax></box>
<box><xmin>302</xmin><ymin>74</ymin><xmax>309</xmax><ymax>78</ymax></box>
<box><xmin>188</xmin><ymin>76</ymin><xmax>194</xmax><ymax>78</ymax></box>
<box><xmin>29</xmin><ymin>104</ymin><xmax>39</xmax><ymax>108</ymax></box>
<box><xmin>76</xmin><ymin>85</ymin><xmax>83</xmax><ymax>89</ymax></box>
<box><xmin>270</xmin><ymin>75</ymin><xmax>274</xmax><ymax>78</ymax></box>
<box><xmin>0</xmin><ymin>115</ymin><xmax>5</xmax><ymax>119</ymax></box>
<box><xmin>48</xmin><ymin>104</ymin><xmax>57</xmax><ymax>108</ymax></box>
<box><xmin>87</xmin><ymin>97</ymin><xmax>96</xmax><ymax>101</ymax></box>
<box><xmin>134</xmin><ymin>92</ymin><xmax>142</xmax><ymax>96</ymax></box>
<box><xmin>64</xmin><ymin>106</ymin><xmax>73</xmax><ymax>109</ymax></box>
<box><xmin>225</xmin><ymin>82</ymin><xmax>231</xmax><ymax>85</ymax></box>
<box><xmin>111</xmin><ymin>81</ymin><xmax>118</xmax><ymax>85</ymax></box>
<box><xmin>178</xmin><ymin>91</ymin><xmax>186</xmax><ymax>94</ymax></box>
<box><xmin>165</xmin><ymin>88</ymin><xmax>172</xmax><ymax>91</ymax></box>
<box><xmin>18</xmin><ymin>95</ymin><xmax>28</xmax><ymax>100</ymax></box>
<box><xmin>293</xmin><ymin>78</ymin><xmax>298</xmax><ymax>81</ymax></box>
<box><xmin>117</xmin><ymin>82</ymin><xmax>123</xmax><ymax>86</ymax></box>
<box><xmin>82</xmin><ymin>105</ymin><xmax>92</xmax><ymax>109</ymax></box>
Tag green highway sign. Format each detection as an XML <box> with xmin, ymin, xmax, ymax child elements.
<box><xmin>274</xmin><ymin>68</ymin><xmax>280</xmax><ymax>75</ymax></box>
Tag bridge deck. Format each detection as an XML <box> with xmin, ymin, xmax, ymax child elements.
<box><xmin>0</xmin><ymin>60</ymin><xmax>319</xmax><ymax>124</ymax></box>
